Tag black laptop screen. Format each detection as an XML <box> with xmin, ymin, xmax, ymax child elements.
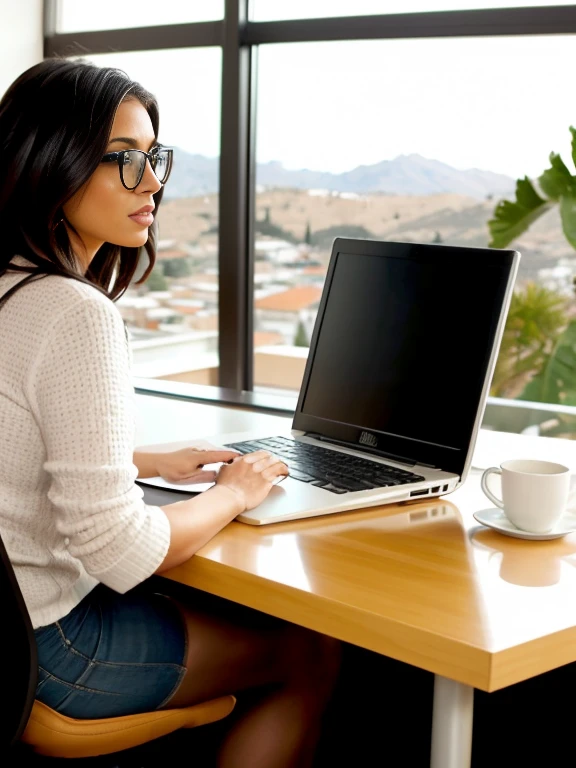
<box><xmin>295</xmin><ymin>241</ymin><xmax>515</xmax><ymax>474</ymax></box>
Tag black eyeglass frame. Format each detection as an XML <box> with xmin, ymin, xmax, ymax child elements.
<box><xmin>101</xmin><ymin>146</ymin><xmax>173</xmax><ymax>190</ymax></box>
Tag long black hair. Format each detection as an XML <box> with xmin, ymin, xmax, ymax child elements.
<box><xmin>0</xmin><ymin>57</ymin><xmax>163</xmax><ymax>304</ymax></box>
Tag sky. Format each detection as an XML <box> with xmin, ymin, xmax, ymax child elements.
<box><xmin>62</xmin><ymin>1</ymin><xmax>576</xmax><ymax>180</ymax></box>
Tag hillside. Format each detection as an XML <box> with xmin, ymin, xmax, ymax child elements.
<box><xmin>157</xmin><ymin>187</ymin><xmax>573</xmax><ymax>282</ymax></box>
<box><xmin>158</xmin><ymin>189</ymin><xmax>478</xmax><ymax>246</ymax></box>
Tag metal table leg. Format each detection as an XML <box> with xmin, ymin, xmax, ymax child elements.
<box><xmin>430</xmin><ymin>675</ymin><xmax>474</xmax><ymax>768</ymax></box>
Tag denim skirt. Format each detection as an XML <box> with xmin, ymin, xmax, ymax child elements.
<box><xmin>33</xmin><ymin>583</ymin><xmax>188</xmax><ymax>719</ymax></box>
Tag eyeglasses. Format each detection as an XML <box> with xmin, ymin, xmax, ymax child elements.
<box><xmin>101</xmin><ymin>146</ymin><xmax>173</xmax><ymax>190</ymax></box>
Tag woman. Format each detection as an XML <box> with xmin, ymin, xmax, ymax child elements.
<box><xmin>0</xmin><ymin>58</ymin><xmax>340</xmax><ymax>767</ymax></box>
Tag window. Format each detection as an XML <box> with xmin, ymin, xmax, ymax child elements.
<box><xmin>251</xmin><ymin>0</ymin><xmax>576</xmax><ymax>21</ymax></box>
<box><xmin>46</xmin><ymin>3</ymin><xmax>576</xmax><ymax>438</ymax></box>
<box><xmin>82</xmin><ymin>48</ymin><xmax>222</xmax><ymax>386</ymax></box>
<box><xmin>56</xmin><ymin>0</ymin><xmax>224</xmax><ymax>32</ymax></box>
<box><xmin>253</xmin><ymin>35</ymin><xmax>576</xmax><ymax>425</ymax></box>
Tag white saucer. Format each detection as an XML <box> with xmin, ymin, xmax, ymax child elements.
<box><xmin>473</xmin><ymin>508</ymin><xmax>576</xmax><ymax>540</ymax></box>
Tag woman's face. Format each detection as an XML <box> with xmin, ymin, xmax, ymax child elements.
<box><xmin>63</xmin><ymin>97</ymin><xmax>162</xmax><ymax>268</ymax></box>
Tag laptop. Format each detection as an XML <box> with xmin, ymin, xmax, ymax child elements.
<box><xmin>153</xmin><ymin>237</ymin><xmax>519</xmax><ymax>525</ymax></box>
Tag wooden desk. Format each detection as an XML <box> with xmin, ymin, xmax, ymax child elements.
<box><xmin>136</xmin><ymin>394</ymin><xmax>576</xmax><ymax>768</ymax></box>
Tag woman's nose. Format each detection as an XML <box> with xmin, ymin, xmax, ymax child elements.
<box><xmin>137</xmin><ymin>158</ymin><xmax>162</xmax><ymax>194</ymax></box>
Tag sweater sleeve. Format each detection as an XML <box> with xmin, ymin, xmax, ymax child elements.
<box><xmin>24</xmin><ymin>291</ymin><xmax>171</xmax><ymax>593</ymax></box>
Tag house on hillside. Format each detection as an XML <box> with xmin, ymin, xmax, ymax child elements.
<box><xmin>254</xmin><ymin>285</ymin><xmax>322</xmax><ymax>344</ymax></box>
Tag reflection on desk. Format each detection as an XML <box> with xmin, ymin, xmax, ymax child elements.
<box><xmin>470</xmin><ymin>526</ymin><xmax>576</xmax><ymax>587</ymax></box>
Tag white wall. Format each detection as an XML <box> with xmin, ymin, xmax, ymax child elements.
<box><xmin>1</xmin><ymin>0</ymin><xmax>43</xmax><ymax>98</ymax></box>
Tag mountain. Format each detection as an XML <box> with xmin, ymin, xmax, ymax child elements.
<box><xmin>164</xmin><ymin>149</ymin><xmax>515</xmax><ymax>200</ymax></box>
<box><xmin>164</xmin><ymin>150</ymin><xmax>219</xmax><ymax>198</ymax></box>
<box><xmin>340</xmin><ymin>155</ymin><xmax>515</xmax><ymax>198</ymax></box>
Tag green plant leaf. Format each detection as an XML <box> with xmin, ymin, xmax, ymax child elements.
<box><xmin>488</xmin><ymin>177</ymin><xmax>552</xmax><ymax>248</ymax></box>
<box><xmin>538</xmin><ymin>152</ymin><xmax>576</xmax><ymax>200</ymax></box>
<box><xmin>560</xmin><ymin>195</ymin><xmax>576</xmax><ymax>249</ymax></box>
<box><xmin>570</xmin><ymin>126</ymin><xmax>576</xmax><ymax>168</ymax></box>
<box><xmin>518</xmin><ymin>320</ymin><xmax>576</xmax><ymax>405</ymax></box>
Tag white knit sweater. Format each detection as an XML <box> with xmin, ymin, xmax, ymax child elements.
<box><xmin>0</xmin><ymin>258</ymin><xmax>171</xmax><ymax>628</ymax></box>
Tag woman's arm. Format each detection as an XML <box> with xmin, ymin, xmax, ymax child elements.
<box><xmin>154</xmin><ymin>485</ymin><xmax>244</xmax><ymax>572</ymax></box>
<box><xmin>154</xmin><ymin>450</ymin><xmax>288</xmax><ymax>573</ymax></box>
<box><xmin>28</xmin><ymin>294</ymin><xmax>172</xmax><ymax>593</ymax></box>
<box><xmin>133</xmin><ymin>451</ymin><xmax>159</xmax><ymax>478</ymax></box>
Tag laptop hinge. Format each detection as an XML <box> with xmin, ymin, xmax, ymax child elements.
<box><xmin>305</xmin><ymin>432</ymin><xmax>438</xmax><ymax>469</ymax></box>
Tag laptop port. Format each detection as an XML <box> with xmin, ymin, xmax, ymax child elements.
<box><xmin>431</xmin><ymin>486</ymin><xmax>440</xmax><ymax>493</ymax></box>
<box><xmin>410</xmin><ymin>489</ymin><xmax>429</xmax><ymax>497</ymax></box>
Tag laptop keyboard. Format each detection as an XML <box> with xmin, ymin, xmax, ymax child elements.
<box><xmin>224</xmin><ymin>436</ymin><xmax>425</xmax><ymax>494</ymax></box>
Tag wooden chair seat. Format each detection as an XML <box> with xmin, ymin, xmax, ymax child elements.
<box><xmin>20</xmin><ymin>696</ymin><xmax>236</xmax><ymax>758</ymax></box>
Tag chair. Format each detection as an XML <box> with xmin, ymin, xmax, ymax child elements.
<box><xmin>0</xmin><ymin>529</ymin><xmax>235</xmax><ymax>760</ymax></box>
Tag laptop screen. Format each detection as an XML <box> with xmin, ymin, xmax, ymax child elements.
<box><xmin>293</xmin><ymin>239</ymin><xmax>518</xmax><ymax>475</ymax></box>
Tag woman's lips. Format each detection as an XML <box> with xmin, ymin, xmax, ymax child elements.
<box><xmin>128</xmin><ymin>212</ymin><xmax>154</xmax><ymax>226</ymax></box>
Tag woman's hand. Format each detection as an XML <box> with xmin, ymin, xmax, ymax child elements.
<box><xmin>215</xmin><ymin>450</ymin><xmax>289</xmax><ymax>511</ymax></box>
<box><xmin>136</xmin><ymin>447</ymin><xmax>240</xmax><ymax>484</ymax></box>
<box><xmin>154</xmin><ymin>450</ymin><xmax>289</xmax><ymax>571</ymax></box>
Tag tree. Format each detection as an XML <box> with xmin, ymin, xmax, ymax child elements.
<box><xmin>255</xmin><ymin>218</ymin><xmax>298</xmax><ymax>244</ymax></box>
<box><xmin>304</xmin><ymin>221</ymin><xmax>312</xmax><ymax>245</ymax></box>
<box><xmin>163</xmin><ymin>257</ymin><xmax>192</xmax><ymax>278</ymax></box>
<box><xmin>432</xmin><ymin>231</ymin><xmax>443</xmax><ymax>244</ymax></box>
<box><xmin>490</xmin><ymin>283</ymin><xmax>568</xmax><ymax>399</ymax></box>
<box><xmin>293</xmin><ymin>321</ymin><xmax>309</xmax><ymax>347</ymax></box>
<box><xmin>146</xmin><ymin>265</ymin><xmax>168</xmax><ymax>292</ymax></box>
<box><xmin>309</xmin><ymin>224</ymin><xmax>375</xmax><ymax>249</ymax></box>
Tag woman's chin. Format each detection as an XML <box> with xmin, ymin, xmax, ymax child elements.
<box><xmin>113</xmin><ymin>232</ymin><xmax>150</xmax><ymax>248</ymax></box>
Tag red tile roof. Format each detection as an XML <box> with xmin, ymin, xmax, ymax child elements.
<box><xmin>255</xmin><ymin>286</ymin><xmax>322</xmax><ymax>312</ymax></box>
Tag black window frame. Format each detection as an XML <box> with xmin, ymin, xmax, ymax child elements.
<box><xmin>43</xmin><ymin>1</ymin><xmax>576</xmax><ymax>415</ymax></box>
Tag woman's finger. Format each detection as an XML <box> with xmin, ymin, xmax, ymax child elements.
<box><xmin>242</xmin><ymin>450</ymin><xmax>271</xmax><ymax>465</ymax></box>
<box><xmin>194</xmin><ymin>449</ymin><xmax>240</xmax><ymax>465</ymax></box>
<box><xmin>261</xmin><ymin>461</ymin><xmax>289</xmax><ymax>483</ymax></box>
<box><xmin>173</xmin><ymin>469</ymin><xmax>218</xmax><ymax>484</ymax></box>
<box><xmin>250</xmin><ymin>453</ymin><xmax>282</xmax><ymax>473</ymax></box>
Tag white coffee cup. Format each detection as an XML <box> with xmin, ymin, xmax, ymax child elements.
<box><xmin>480</xmin><ymin>459</ymin><xmax>571</xmax><ymax>534</ymax></box>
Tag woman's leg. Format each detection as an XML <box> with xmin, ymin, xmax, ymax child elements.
<box><xmin>159</xmin><ymin>591</ymin><xmax>341</xmax><ymax>768</ymax></box>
